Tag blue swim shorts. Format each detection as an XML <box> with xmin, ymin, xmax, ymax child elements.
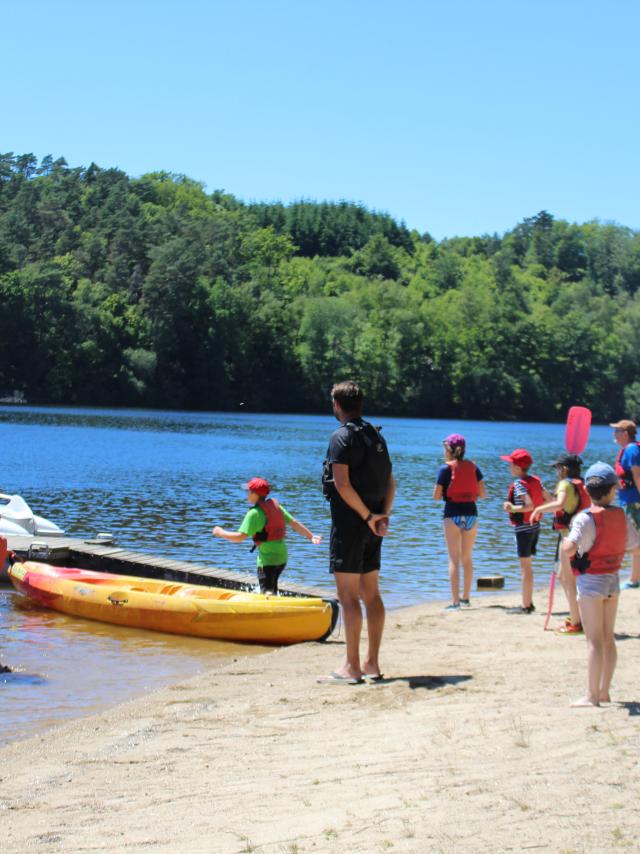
<box><xmin>447</xmin><ymin>515</ymin><xmax>477</xmax><ymax>531</ymax></box>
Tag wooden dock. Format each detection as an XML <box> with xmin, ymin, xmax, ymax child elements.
<box><xmin>2</xmin><ymin>534</ymin><xmax>340</xmax><ymax>636</ymax></box>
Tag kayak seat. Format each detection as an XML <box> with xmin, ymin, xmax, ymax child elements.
<box><xmin>159</xmin><ymin>584</ymin><xmax>183</xmax><ymax>595</ymax></box>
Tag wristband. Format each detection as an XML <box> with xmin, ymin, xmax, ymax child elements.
<box><xmin>364</xmin><ymin>512</ymin><xmax>373</xmax><ymax>523</ymax></box>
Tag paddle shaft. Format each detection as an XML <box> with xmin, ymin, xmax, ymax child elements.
<box><xmin>545</xmin><ymin>406</ymin><xmax>592</xmax><ymax>630</ymax></box>
<box><xmin>544</xmin><ymin>534</ymin><xmax>562</xmax><ymax>631</ymax></box>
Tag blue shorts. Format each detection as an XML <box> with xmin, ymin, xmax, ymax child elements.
<box><xmin>515</xmin><ymin>528</ymin><xmax>539</xmax><ymax>558</ymax></box>
<box><xmin>446</xmin><ymin>515</ymin><xmax>477</xmax><ymax>531</ymax></box>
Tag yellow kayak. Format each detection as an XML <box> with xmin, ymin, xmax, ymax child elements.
<box><xmin>8</xmin><ymin>561</ymin><xmax>335</xmax><ymax>645</ymax></box>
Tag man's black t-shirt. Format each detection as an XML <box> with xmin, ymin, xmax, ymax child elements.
<box><xmin>325</xmin><ymin>417</ymin><xmax>392</xmax><ymax>525</ymax></box>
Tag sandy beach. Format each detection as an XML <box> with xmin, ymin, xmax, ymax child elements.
<box><xmin>2</xmin><ymin>586</ymin><xmax>640</xmax><ymax>853</ymax></box>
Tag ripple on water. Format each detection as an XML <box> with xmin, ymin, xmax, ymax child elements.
<box><xmin>0</xmin><ymin>407</ymin><xmax>620</xmax><ymax>742</ymax></box>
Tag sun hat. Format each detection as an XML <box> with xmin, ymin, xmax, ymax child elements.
<box><xmin>244</xmin><ymin>477</ymin><xmax>270</xmax><ymax>496</ymax></box>
<box><xmin>584</xmin><ymin>462</ymin><xmax>618</xmax><ymax>487</ymax></box>
<box><xmin>443</xmin><ymin>433</ymin><xmax>465</xmax><ymax>450</ymax></box>
<box><xmin>500</xmin><ymin>448</ymin><xmax>533</xmax><ymax>469</ymax></box>
<box><xmin>609</xmin><ymin>419</ymin><xmax>637</xmax><ymax>436</ymax></box>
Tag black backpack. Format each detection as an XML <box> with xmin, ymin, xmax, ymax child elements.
<box><xmin>322</xmin><ymin>421</ymin><xmax>391</xmax><ymax>505</ymax></box>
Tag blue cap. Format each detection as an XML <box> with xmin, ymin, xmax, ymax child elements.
<box><xmin>584</xmin><ymin>462</ymin><xmax>618</xmax><ymax>486</ymax></box>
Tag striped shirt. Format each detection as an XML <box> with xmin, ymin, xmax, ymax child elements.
<box><xmin>512</xmin><ymin>479</ymin><xmax>540</xmax><ymax>534</ymax></box>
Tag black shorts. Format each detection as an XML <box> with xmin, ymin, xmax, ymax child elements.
<box><xmin>329</xmin><ymin>523</ymin><xmax>382</xmax><ymax>574</ymax></box>
<box><xmin>515</xmin><ymin>528</ymin><xmax>539</xmax><ymax>558</ymax></box>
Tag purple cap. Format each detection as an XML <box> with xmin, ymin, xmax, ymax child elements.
<box><xmin>444</xmin><ymin>433</ymin><xmax>466</xmax><ymax>450</ymax></box>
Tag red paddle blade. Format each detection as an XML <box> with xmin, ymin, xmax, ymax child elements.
<box><xmin>565</xmin><ymin>406</ymin><xmax>592</xmax><ymax>455</ymax></box>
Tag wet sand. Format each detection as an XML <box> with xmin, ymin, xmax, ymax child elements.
<box><xmin>2</xmin><ymin>587</ymin><xmax>640</xmax><ymax>853</ymax></box>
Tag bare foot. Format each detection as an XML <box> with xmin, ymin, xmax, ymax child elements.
<box><xmin>599</xmin><ymin>693</ymin><xmax>611</xmax><ymax>703</ymax></box>
<box><xmin>570</xmin><ymin>696</ymin><xmax>600</xmax><ymax>708</ymax></box>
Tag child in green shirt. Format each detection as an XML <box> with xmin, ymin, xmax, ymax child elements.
<box><xmin>212</xmin><ymin>477</ymin><xmax>322</xmax><ymax>594</ymax></box>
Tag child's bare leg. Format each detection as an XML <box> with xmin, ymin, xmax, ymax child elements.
<box><xmin>443</xmin><ymin>520</ymin><xmax>462</xmax><ymax>603</ymax></box>
<box><xmin>560</xmin><ymin>571</ymin><xmax>581</xmax><ymax>626</ymax></box>
<box><xmin>460</xmin><ymin>525</ymin><xmax>477</xmax><ymax>601</ymax></box>
<box><xmin>598</xmin><ymin>594</ymin><xmax>619</xmax><ymax>702</ymax></box>
<box><xmin>572</xmin><ymin>595</ymin><xmax>605</xmax><ymax>706</ymax></box>
<box><xmin>519</xmin><ymin>556</ymin><xmax>533</xmax><ymax>608</ymax></box>
<box><xmin>558</xmin><ymin>549</ymin><xmax>580</xmax><ymax>625</ymax></box>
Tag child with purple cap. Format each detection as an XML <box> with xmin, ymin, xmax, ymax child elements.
<box><xmin>433</xmin><ymin>433</ymin><xmax>486</xmax><ymax>610</ymax></box>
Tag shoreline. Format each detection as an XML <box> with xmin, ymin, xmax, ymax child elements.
<box><xmin>0</xmin><ymin>585</ymin><xmax>505</xmax><ymax>749</ymax></box>
<box><xmin>3</xmin><ymin>586</ymin><xmax>640</xmax><ymax>852</ymax></box>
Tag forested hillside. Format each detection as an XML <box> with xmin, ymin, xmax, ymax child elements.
<box><xmin>1</xmin><ymin>152</ymin><xmax>639</xmax><ymax>420</ymax></box>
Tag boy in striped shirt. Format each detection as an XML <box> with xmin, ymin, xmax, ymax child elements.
<box><xmin>502</xmin><ymin>448</ymin><xmax>552</xmax><ymax>614</ymax></box>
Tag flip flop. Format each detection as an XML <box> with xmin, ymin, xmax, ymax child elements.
<box><xmin>316</xmin><ymin>671</ymin><xmax>363</xmax><ymax>685</ymax></box>
<box><xmin>362</xmin><ymin>673</ymin><xmax>384</xmax><ymax>682</ymax></box>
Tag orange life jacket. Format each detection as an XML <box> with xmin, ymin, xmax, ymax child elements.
<box><xmin>570</xmin><ymin>505</ymin><xmax>626</xmax><ymax>575</ymax></box>
<box><xmin>506</xmin><ymin>475</ymin><xmax>544</xmax><ymax>525</ymax></box>
<box><xmin>552</xmin><ymin>478</ymin><xmax>590</xmax><ymax>531</ymax></box>
<box><xmin>446</xmin><ymin>459</ymin><xmax>480</xmax><ymax>502</ymax></box>
<box><xmin>252</xmin><ymin>498</ymin><xmax>286</xmax><ymax>545</ymax></box>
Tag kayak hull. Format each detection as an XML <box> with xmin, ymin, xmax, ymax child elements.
<box><xmin>8</xmin><ymin>562</ymin><xmax>334</xmax><ymax>645</ymax></box>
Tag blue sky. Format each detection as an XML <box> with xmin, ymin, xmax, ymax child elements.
<box><xmin>3</xmin><ymin>0</ymin><xmax>638</xmax><ymax>239</ymax></box>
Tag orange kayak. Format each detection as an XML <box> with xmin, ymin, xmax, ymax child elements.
<box><xmin>8</xmin><ymin>561</ymin><xmax>335</xmax><ymax>645</ymax></box>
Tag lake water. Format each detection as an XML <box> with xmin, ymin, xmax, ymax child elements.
<box><xmin>0</xmin><ymin>406</ymin><xmax>621</xmax><ymax>745</ymax></box>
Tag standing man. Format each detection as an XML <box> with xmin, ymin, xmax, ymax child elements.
<box><xmin>611</xmin><ymin>419</ymin><xmax>640</xmax><ymax>588</ymax></box>
<box><xmin>318</xmin><ymin>381</ymin><xmax>395</xmax><ymax>685</ymax></box>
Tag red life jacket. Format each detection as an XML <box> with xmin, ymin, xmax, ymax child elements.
<box><xmin>506</xmin><ymin>475</ymin><xmax>544</xmax><ymax>525</ymax></box>
<box><xmin>252</xmin><ymin>498</ymin><xmax>286</xmax><ymax>545</ymax></box>
<box><xmin>0</xmin><ymin>537</ymin><xmax>7</xmax><ymax>568</ymax></box>
<box><xmin>571</xmin><ymin>505</ymin><xmax>626</xmax><ymax>575</ymax></box>
<box><xmin>552</xmin><ymin>478</ymin><xmax>590</xmax><ymax>531</ymax></box>
<box><xmin>446</xmin><ymin>459</ymin><xmax>480</xmax><ymax>502</ymax></box>
<box><xmin>615</xmin><ymin>443</ymin><xmax>640</xmax><ymax>489</ymax></box>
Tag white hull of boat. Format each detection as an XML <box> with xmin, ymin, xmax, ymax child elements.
<box><xmin>0</xmin><ymin>494</ymin><xmax>65</xmax><ymax>538</ymax></box>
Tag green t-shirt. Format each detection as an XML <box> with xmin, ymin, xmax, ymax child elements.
<box><xmin>239</xmin><ymin>503</ymin><xmax>294</xmax><ymax>568</ymax></box>
<box><xmin>556</xmin><ymin>479</ymin><xmax>579</xmax><ymax>514</ymax></box>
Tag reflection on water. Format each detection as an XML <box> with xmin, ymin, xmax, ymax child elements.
<box><xmin>0</xmin><ymin>586</ymin><xmax>267</xmax><ymax>748</ymax></box>
<box><xmin>0</xmin><ymin>405</ymin><xmax>622</xmax><ymax>744</ymax></box>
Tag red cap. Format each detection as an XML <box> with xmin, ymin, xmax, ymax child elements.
<box><xmin>245</xmin><ymin>477</ymin><xmax>270</xmax><ymax>497</ymax></box>
<box><xmin>500</xmin><ymin>448</ymin><xmax>533</xmax><ymax>469</ymax></box>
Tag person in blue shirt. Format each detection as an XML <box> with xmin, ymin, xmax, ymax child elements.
<box><xmin>610</xmin><ymin>419</ymin><xmax>640</xmax><ymax>588</ymax></box>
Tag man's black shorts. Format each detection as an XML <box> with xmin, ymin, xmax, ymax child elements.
<box><xmin>515</xmin><ymin>528</ymin><xmax>539</xmax><ymax>558</ymax></box>
<box><xmin>330</xmin><ymin>523</ymin><xmax>382</xmax><ymax>574</ymax></box>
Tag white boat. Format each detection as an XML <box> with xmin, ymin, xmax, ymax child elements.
<box><xmin>0</xmin><ymin>493</ymin><xmax>65</xmax><ymax>538</ymax></box>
